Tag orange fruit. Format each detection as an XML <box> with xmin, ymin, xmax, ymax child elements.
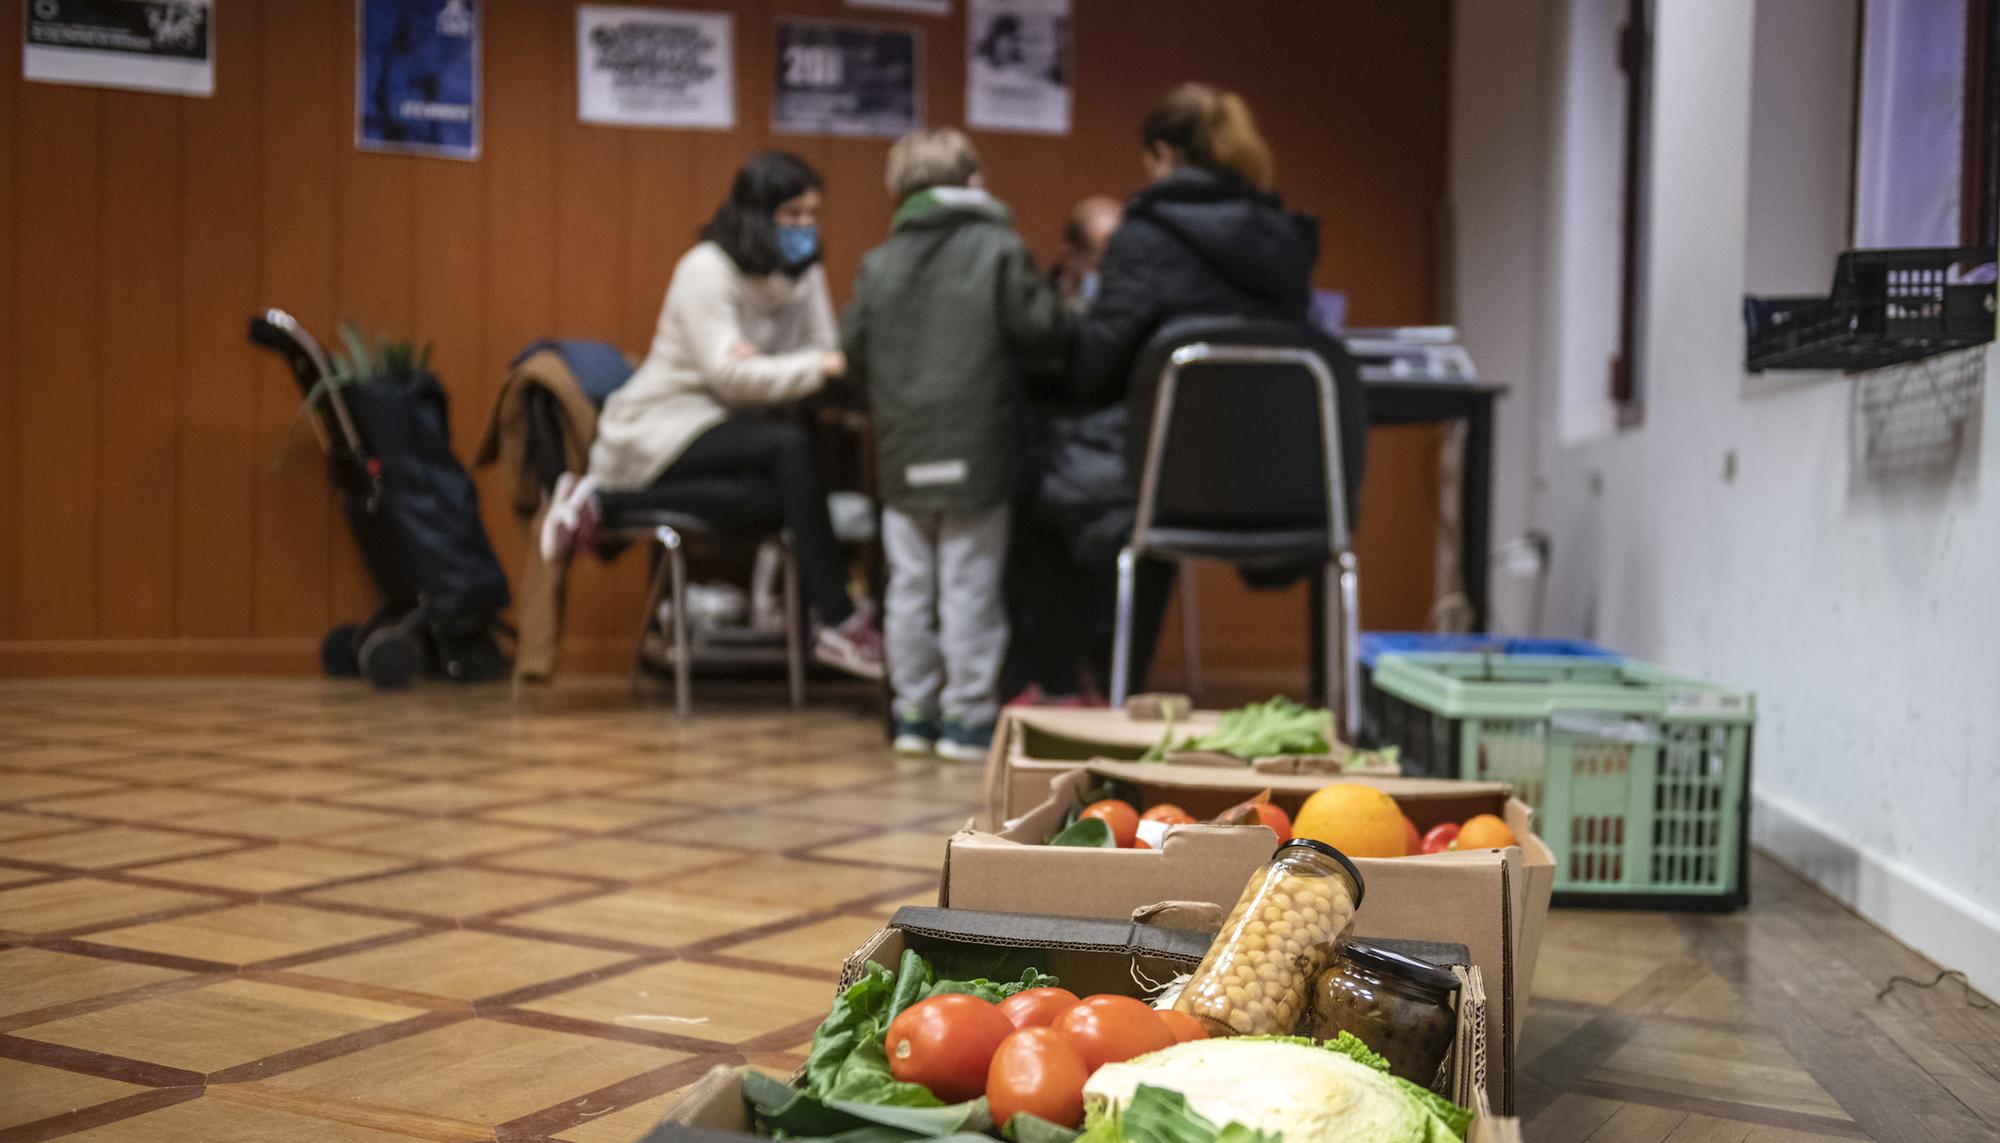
<box><xmin>1455</xmin><ymin>813</ymin><xmax>1518</xmax><ymax>850</ymax></box>
<box><xmin>1292</xmin><ymin>784</ymin><xmax>1408</xmax><ymax>858</ymax></box>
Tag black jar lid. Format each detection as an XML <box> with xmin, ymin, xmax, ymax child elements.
<box><xmin>1343</xmin><ymin>941</ymin><xmax>1460</xmax><ymax>997</ymax></box>
<box><xmin>1274</xmin><ymin>838</ymin><xmax>1365</xmax><ymax>907</ymax></box>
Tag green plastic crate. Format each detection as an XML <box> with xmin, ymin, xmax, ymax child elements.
<box><xmin>1369</xmin><ymin>653</ymin><xmax>1755</xmax><ymax>905</ymax></box>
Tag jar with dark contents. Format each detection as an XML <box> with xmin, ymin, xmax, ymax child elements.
<box><xmin>1309</xmin><ymin>943</ymin><xmax>1459</xmax><ymax>1089</ymax></box>
<box><xmin>1175</xmin><ymin>839</ymin><xmax>1364</xmax><ymax>1036</ymax></box>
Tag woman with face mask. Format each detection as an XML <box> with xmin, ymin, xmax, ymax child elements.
<box><xmin>544</xmin><ymin>150</ymin><xmax>884</xmax><ymax>679</ymax></box>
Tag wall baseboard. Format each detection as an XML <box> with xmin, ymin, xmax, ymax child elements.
<box><xmin>0</xmin><ymin>636</ymin><xmax>646</xmax><ymax>678</ymax></box>
<box><xmin>1754</xmin><ymin>788</ymin><xmax>2000</xmax><ymax>1000</ymax></box>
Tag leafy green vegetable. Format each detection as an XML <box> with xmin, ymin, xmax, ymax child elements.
<box><xmin>1140</xmin><ymin>697</ymin><xmax>1332</xmax><ymax>762</ymax></box>
<box><xmin>804</xmin><ymin>960</ymin><xmax>942</xmax><ymax>1108</ymax></box>
<box><xmin>1003</xmin><ymin>1111</ymin><xmax>1085</xmax><ymax>1143</ymax></box>
<box><xmin>1074</xmin><ymin>1085</ymin><xmax>1279</xmax><ymax>1143</ymax></box>
<box><xmin>1048</xmin><ymin>817</ymin><xmax>1117</xmax><ymax>847</ymax></box>
<box><xmin>748</xmin><ymin>1069</ymin><xmax>992</xmax><ymax>1141</ymax></box>
<box><xmin>800</xmin><ymin>951</ymin><xmax>1058</xmax><ymax>1115</ymax></box>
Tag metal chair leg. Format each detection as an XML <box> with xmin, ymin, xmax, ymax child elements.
<box><xmin>1330</xmin><ymin>551</ymin><xmax>1362</xmax><ymax>742</ymax></box>
<box><xmin>663</xmin><ymin>527</ymin><xmax>691</xmax><ymax>719</ymax></box>
<box><xmin>1110</xmin><ymin>547</ymin><xmax>1138</xmax><ymax>709</ymax></box>
<box><xmin>781</xmin><ymin>532</ymin><xmax>805</xmax><ymax>711</ymax></box>
<box><xmin>631</xmin><ymin>529</ymin><xmax>677</xmax><ymax>698</ymax></box>
<box><xmin>1177</xmin><ymin>561</ymin><xmax>1203</xmax><ymax>702</ymax></box>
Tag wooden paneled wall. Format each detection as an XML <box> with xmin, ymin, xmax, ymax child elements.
<box><xmin>0</xmin><ymin>0</ymin><xmax>1451</xmax><ymax>682</ymax></box>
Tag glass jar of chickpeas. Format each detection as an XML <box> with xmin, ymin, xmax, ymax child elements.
<box><xmin>1174</xmin><ymin>839</ymin><xmax>1365</xmax><ymax>1037</ymax></box>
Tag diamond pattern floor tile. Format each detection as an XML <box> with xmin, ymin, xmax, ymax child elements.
<box><xmin>15</xmin><ymin>979</ymin><xmax>423</xmax><ymax>1073</ymax></box>
<box><xmin>304</xmin><ymin>866</ymin><xmax>595</xmax><ymax>919</ymax></box>
<box><xmin>521</xmin><ymin>959</ymin><xmax>833</xmax><ymax>1044</ymax></box>
<box><xmin>0</xmin><ymin>877</ymin><xmax>221</xmax><ymax>934</ymax></box>
<box><xmin>84</xmin><ymin>902</ymin><xmax>413</xmax><ymax>965</ymax></box>
<box><xmin>0</xmin><ymin>1058</ymin><xmax>149</xmax><ymax>1129</ymax></box>
<box><xmin>293</xmin><ymin>928</ymin><xmax>630</xmax><ymax>1001</ymax></box>
<box><xmin>261</xmin><ymin>1018</ymin><xmax>686</xmax><ymax>1127</ymax></box>
<box><xmin>0</xmin><ymin>947</ymin><xmax>188</xmax><ymax>1018</ymax></box>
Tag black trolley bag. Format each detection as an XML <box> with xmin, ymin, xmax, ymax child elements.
<box><xmin>249</xmin><ymin>308</ymin><xmax>510</xmax><ymax>687</ymax></box>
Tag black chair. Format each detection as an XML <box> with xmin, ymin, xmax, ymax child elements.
<box><xmin>1109</xmin><ymin>317</ymin><xmax>1369</xmax><ymax>736</ymax></box>
<box><xmin>517</xmin><ymin>387</ymin><xmax>805</xmax><ymax>717</ymax></box>
<box><xmin>595</xmin><ymin>482</ymin><xmax>804</xmax><ymax>718</ymax></box>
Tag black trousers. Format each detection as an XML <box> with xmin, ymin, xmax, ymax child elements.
<box><xmin>1002</xmin><ymin>506</ymin><xmax>1172</xmax><ymax>698</ymax></box>
<box><xmin>598</xmin><ymin>418</ymin><xmax>856</xmax><ymax>626</ymax></box>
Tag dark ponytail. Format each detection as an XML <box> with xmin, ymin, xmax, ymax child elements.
<box><xmin>701</xmin><ymin>151</ymin><xmax>823</xmax><ymax>276</ymax></box>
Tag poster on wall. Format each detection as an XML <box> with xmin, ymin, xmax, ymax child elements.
<box><xmin>357</xmin><ymin>0</ymin><xmax>480</xmax><ymax>160</ymax></box>
<box><xmin>966</xmin><ymin>0</ymin><xmax>1070</xmax><ymax>134</ymax></box>
<box><xmin>576</xmin><ymin>5</ymin><xmax>734</xmax><ymax>129</ymax></box>
<box><xmin>23</xmin><ymin>0</ymin><xmax>215</xmax><ymax>96</ymax></box>
<box><xmin>845</xmin><ymin>0</ymin><xmax>949</xmax><ymax>14</ymax></box>
<box><xmin>773</xmin><ymin>19</ymin><xmax>922</xmax><ymax>138</ymax></box>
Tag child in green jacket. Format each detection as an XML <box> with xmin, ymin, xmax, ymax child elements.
<box><xmin>842</xmin><ymin>128</ymin><xmax>1071</xmax><ymax>758</ymax></box>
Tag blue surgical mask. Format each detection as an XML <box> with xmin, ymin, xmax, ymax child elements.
<box><xmin>1078</xmin><ymin>270</ymin><xmax>1102</xmax><ymax>303</ymax></box>
<box><xmin>775</xmin><ymin>225</ymin><xmax>819</xmax><ymax>267</ymax></box>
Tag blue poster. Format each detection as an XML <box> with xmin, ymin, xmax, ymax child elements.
<box><xmin>357</xmin><ymin>0</ymin><xmax>480</xmax><ymax>160</ymax></box>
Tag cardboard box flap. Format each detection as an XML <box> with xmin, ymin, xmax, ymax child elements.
<box><xmin>884</xmin><ymin>906</ymin><xmax>1215</xmax><ymax>963</ymax></box>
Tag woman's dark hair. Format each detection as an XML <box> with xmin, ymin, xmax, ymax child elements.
<box><xmin>701</xmin><ymin>150</ymin><xmax>823</xmax><ymax>276</ymax></box>
<box><xmin>1140</xmin><ymin>82</ymin><xmax>1275</xmax><ymax>192</ymax></box>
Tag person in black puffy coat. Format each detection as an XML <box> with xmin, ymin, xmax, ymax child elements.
<box><xmin>1007</xmin><ymin>83</ymin><xmax>1320</xmax><ymax>703</ymax></box>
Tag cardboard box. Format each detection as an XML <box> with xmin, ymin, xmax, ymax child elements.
<box><xmin>984</xmin><ymin>703</ymin><xmax>1399</xmax><ymax>827</ymax></box>
<box><xmin>645</xmin><ymin>907</ymin><xmax>1519</xmax><ymax>1142</ymax></box>
<box><xmin>943</xmin><ymin>762</ymin><xmax>1556</xmax><ymax>1115</ymax></box>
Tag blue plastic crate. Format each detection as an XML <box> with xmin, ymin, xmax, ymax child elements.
<box><xmin>1358</xmin><ymin>632</ymin><xmax>1621</xmax><ymax>668</ymax></box>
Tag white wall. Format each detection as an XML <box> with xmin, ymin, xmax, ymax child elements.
<box><xmin>1451</xmin><ymin>0</ymin><xmax>2000</xmax><ymax>996</ymax></box>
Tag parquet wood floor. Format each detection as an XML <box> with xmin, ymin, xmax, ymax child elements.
<box><xmin>0</xmin><ymin>679</ymin><xmax>1993</xmax><ymax>1141</ymax></box>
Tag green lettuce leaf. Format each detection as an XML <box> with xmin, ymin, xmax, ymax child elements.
<box><xmin>803</xmin><ymin>951</ymin><xmax>1060</xmax><ymax>1113</ymax></box>
<box><xmin>1318</xmin><ymin>1034</ymin><xmax>1472</xmax><ymax>1141</ymax></box>
<box><xmin>1048</xmin><ymin>817</ymin><xmax>1117</xmax><ymax>847</ymax></box>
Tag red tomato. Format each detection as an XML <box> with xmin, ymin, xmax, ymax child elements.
<box><xmin>1421</xmin><ymin>822</ymin><xmax>1461</xmax><ymax>855</ymax></box>
<box><xmin>1402</xmin><ymin>816</ymin><xmax>1422</xmax><ymax>856</ymax></box>
<box><xmin>884</xmin><ymin>994</ymin><xmax>1016</xmax><ymax>1103</ymax></box>
<box><xmin>1250</xmin><ymin>802</ymin><xmax>1293</xmax><ymax>844</ymax></box>
<box><xmin>1141</xmin><ymin>803</ymin><xmax>1197</xmax><ymax>825</ymax></box>
<box><xmin>997</xmin><ymin>987</ymin><xmax>1080</xmax><ymax>1030</ymax></box>
<box><xmin>987</xmin><ymin>1027</ymin><xmax>1091</xmax><ymax>1128</ymax></box>
<box><xmin>1155</xmin><ymin>1009</ymin><xmax>1209</xmax><ymax>1043</ymax></box>
<box><xmin>1081</xmin><ymin>800</ymin><xmax>1140</xmax><ymax>848</ymax></box>
<box><xmin>1053</xmin><ymin>995</ymin><xmax>1176</xmax><ymax>1071</ymax></box>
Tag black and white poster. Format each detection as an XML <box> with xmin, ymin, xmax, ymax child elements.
<box><xmin>773</xmin><ymin>19</ymin><xmax>921</xmax><ymax>138</ymax></box>
<box><xmin>845</xmin><ymin>0</ymin><xmax>950</xmax><ymax>14</ymax></box>
<box><xmin>966</xmin><ymin>0</ymin><xmax>1070</xmax><ymax>135</ymax></box>
<box><xmin>357</xmin><ymin>0</ymin><xmax>480</xmax><ymax>160</ymax></box>
<box><xmin>577</xmin><ymin>5</ymin><xmax>733</xmax><ymax>130</ymax></box>
<box><xmin>23</xmin><ymin>0</ymin><xmax>214</xmax><ymax>96</ymax></box>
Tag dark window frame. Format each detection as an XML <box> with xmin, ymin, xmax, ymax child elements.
<box><xmin>1965</xmin><ymin>0</ymin><xmax>1999</xmax><ymax>248</ymax></box>
<box><xmin>1611</xmin><ymin>0</ymin><xmax>1652</xmax><ymax>426</ymax></box>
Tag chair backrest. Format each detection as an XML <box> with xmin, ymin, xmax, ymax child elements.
<box><xmin>1124</xmin><ymin>315</ymin><xmax>1368</xmax><ymax>546</ymax></box>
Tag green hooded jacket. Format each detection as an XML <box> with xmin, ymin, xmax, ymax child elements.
<box><xmin>841</xmin><ymin>187</ymin><xmax>1072</xmax><ymax>513</ymax></box>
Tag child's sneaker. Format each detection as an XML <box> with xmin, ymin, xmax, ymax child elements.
<box><xmin>935</xmin><ymin>720</ymin><xmax>994</xmax><ymax>762</ymax></box>
<box><xmin>892</xmin><ymin>715</ymin><xmax>939</xmax><ymax>757</ymax></box>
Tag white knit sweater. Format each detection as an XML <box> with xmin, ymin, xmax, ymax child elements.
<box><xmin>588</xmin><ymin>241</ymin><xmax>837</xmax><ymax>491</ymax></box>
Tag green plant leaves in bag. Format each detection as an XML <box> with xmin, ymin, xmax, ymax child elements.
<box><xmin>1048</xmin><ymin>817</ymin><xmax>1116</xmax><ymax>848</ymax></box>
<box><xmin>1004</xmin><ymin>1111</ymin><xmax>1083</xmax><ymax>1143</ymax></box>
